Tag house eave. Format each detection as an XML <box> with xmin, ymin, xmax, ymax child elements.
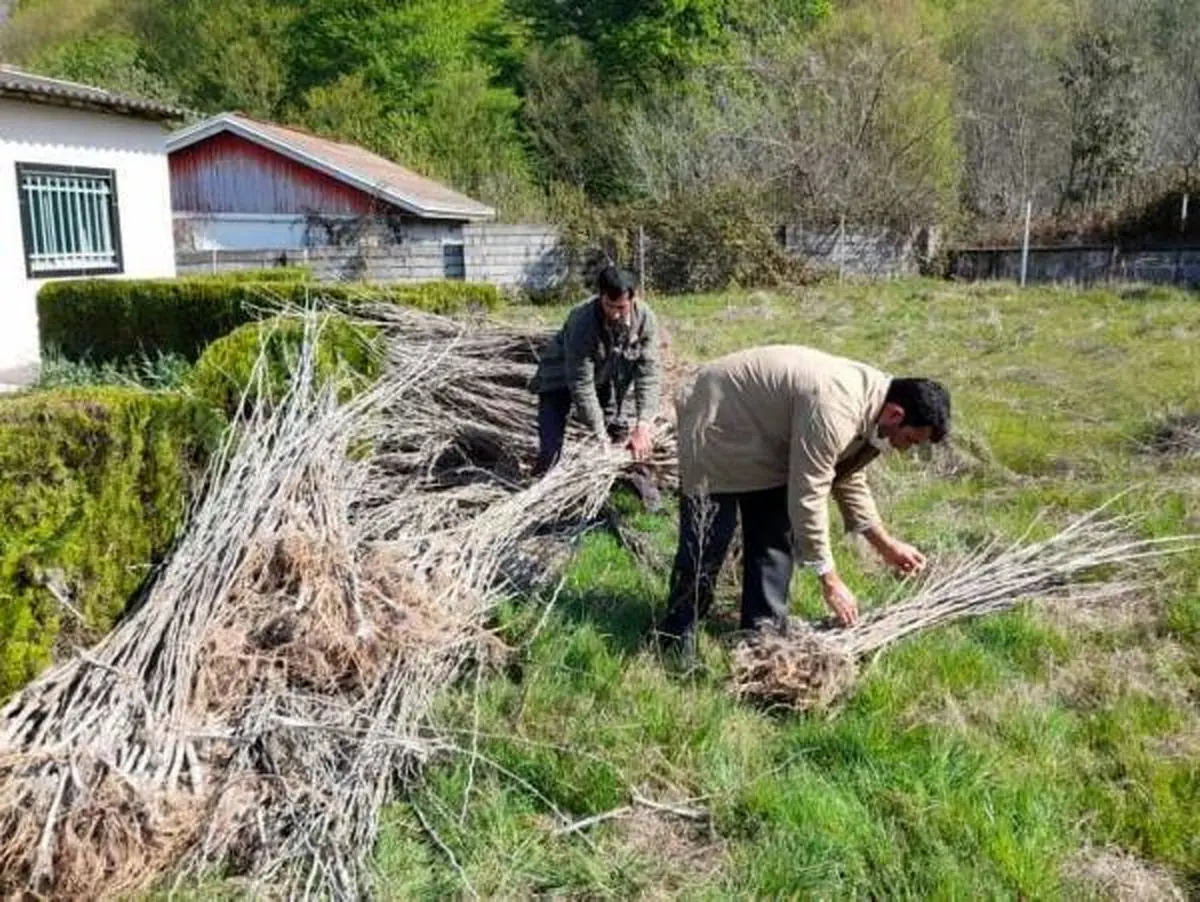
<box><xmin>0</xmin><ymin>86</ymin><xmax>187</xmax><ymax>124</ymax></box>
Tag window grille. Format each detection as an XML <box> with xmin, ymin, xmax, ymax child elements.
<box><xmin>16</xmin><ymin>164</ymin><xmax>123</xmax><ymax>277</ymax></box>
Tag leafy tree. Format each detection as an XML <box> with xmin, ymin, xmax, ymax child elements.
<box><xmin>510</xmin><ymin>0</ymin><xmax>830</xmax><ymax>92</ymax></box>
<box><xmin>288</xmin><ymin>0</ymin><xmax>533</xmax><ymax>204</ymax></box>
<box><xmin>1058</xmin><ymin>27</ymin><xmax>1146</xmax><ymax>212</ymax></box>
<box><xmin>28</xmin><ymin>32</ymin><xmax>177</xmax><ymax>103</ymax></box>
<box><xmin>126</xmin><ymin>0</ymin><xmax>297</xmax><ymax>118</ymax></box>
<box><xmin>519</xmin><ymin>37</ymin><xmax>633</xmax><ymax>202</ymax></box>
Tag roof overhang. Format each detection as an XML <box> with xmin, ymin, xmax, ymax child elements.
<box><xmin>0</xmin><ymin>67</ymin><xmax>187</xmax><ymax>123</ymax></box>
<box><xmin>166</xmin><ymin>114</ymin><xmax>496</xmax><ymax>221</ymax></box>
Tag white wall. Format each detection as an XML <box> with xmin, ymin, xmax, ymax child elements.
<box><xmin>0</xmin><ymin>99</ymin><xmax>176</xmax><ymax>386</ymax></box>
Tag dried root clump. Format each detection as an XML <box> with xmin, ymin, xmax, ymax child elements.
<box><xmin>730</xmin><ymin>620</ymin><xmax>858</xmax><ymax>712</ymax></box>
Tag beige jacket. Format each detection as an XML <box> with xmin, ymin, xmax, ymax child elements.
<box><xmin>675</xmin><ymin>345</ymin><xmax>891</xmax><ymax>572</ymax></box>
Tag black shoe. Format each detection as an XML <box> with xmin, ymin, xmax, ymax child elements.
<box><xmin>654</xmin><ymin>627</ymin><xmax>697</xmax><ymax>663</ymax></box>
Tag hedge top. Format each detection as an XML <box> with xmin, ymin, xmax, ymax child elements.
<box><xmin>37</xmin><ymin>277</ymin><xmax>502</xmax><ymax>364</ymax></box>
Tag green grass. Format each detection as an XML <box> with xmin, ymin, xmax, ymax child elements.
<box><xmin>375</xmin><ymin>279</ymin><xmax>1200</xmax><ymax>899</ymax></box>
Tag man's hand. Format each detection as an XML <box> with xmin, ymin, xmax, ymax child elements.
<box><xmin>626</xmin><ymin>423</ymin><xmax>654</xmax><ymax>462</ymax></box>
<box><xmin>819</xmin><ymin>571</ymin><xmax>859</xmax><ymax>627</ymax></box>
<box><xmin>878</xmin><ymin>538</ymin><xmax>926</xmax><ymax>577</ymax></box>
<box><xmin>863</xmin><ymin>525</ymin><xmax>927</xmax><ymax>577</ymax></box>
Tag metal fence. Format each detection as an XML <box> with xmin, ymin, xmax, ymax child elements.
<box><xmin>948</xmin><ymin>245</ymin><xmax>1200</xmax><ymax>289</ymax></box>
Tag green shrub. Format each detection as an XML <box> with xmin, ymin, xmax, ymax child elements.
<box><xmin>37</xmin><ymin>278</ymin><xmax>502</xmax><ymax>365</ymax></box>
<box><xmin>186</xmin><ymin>315</ymin><xmax>384</xmax><ymax>417</ymax></box>
<box><xmin>190</xmin><ymin>267</ymin><xmax>312</xmax><ymax>283</ymax></box>
<box><xmin>37</xmin><ymin>278</ymin><xmax>273</xmax><ymax>363</ymax></box>
<box><xmin>0</xmin><ymin>387</ymin><xmax>225</xmax><ymax>699</ymax></box>
<box><xmin>555</xmin><ymin>185</ymin><xmax>813</xmax><ymax>295</ymax></box>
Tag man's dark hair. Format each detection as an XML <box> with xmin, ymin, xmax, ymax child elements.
<box><xmin>595</xmin><ymin>264</ymin><xmax>636</xmax><ymax>300</ymax></box>
<box><xmin>885</xmin><ymin>378</ymin><xmax>951</xmax><ymax>442</ymax></box>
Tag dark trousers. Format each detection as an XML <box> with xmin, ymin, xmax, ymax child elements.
<box><xmin>658</xmin><ymin>486</ymin><xmax>794</xmax><ymax>638</ymax></box>
<box><xmin>535</xmin><ymin>388</ymin><xmax>660</xmax><ymax>509</ymax></box>
<box><xmin>535</xmin><ymin>386</ymin><xmax>634</xmax><ymax>473</ymax></box>
<box><xmin>535</xmin><ymin>388</ymin><xmax>577</xmax><ymax>476</ymax></box>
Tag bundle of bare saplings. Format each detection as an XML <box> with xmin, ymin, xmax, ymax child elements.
<box><xmin>731</xmin><ymin>503</ymin><xmax>1199</xmax><ymax>713</ymax></box>
<box><xmin>0</xmin><ymin>305</ymin><xmax>677</xmax><ymax>901</ymax></box>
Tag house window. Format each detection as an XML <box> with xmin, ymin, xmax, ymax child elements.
<box><xmin>442</xmin><ymin>243</ymin><xmax>465</xmax><ymax>280</ymax></box>
<box><xmin>16</xmin><ymin>164</ymin><xmax>123</xmax><ymax>277</ymax></box>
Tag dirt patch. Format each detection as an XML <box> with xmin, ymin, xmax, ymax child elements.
<box><xmin>616</xmin><ymin>807</ymin><xmax>728</xmax><ymax>900</ymax></box>
<box><xmin>1035</xmin><ymin>590</ymin><xmax>1161</xmax><ymax>641</ymax></box>
<box><xmin>657</xmin><ymin>324</ymin><xmax>697</xmax><ymax>429</ymax></box>
<box><xmin>1064</xmin><ymin>847</ymin><xmax>1186</xmax><ymax>902</ymax></box>
<box><xmin>1051</xmin><ymin>643</ymin><xmax>1194</xmax><ymax>713</ymax></box>
<box><xmin>1034</xmin><ymin>592</ymin><xmax>1196</xmax><ymax>713</ymax></box>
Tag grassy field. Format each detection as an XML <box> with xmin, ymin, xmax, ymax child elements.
<box><xmin>374</xmin><ymin>279</ymin><xmax>1200</xmax><ymax>899</ymax></box>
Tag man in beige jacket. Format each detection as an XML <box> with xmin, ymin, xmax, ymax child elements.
<box><xmin>656</xmin><ymin>344</ymin><xmax>951</xmax><ymax>652</ymax></box>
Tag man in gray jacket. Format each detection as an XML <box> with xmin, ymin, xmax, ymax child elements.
<box><xmin>531</xmin><ymin>266</ymin><xmax>664</xmax><ymax>494</ymax></box>
<box><xmin>657</xmin><ymin>344</ymin><xmax>951</xmax><ymax>652</ymax></box>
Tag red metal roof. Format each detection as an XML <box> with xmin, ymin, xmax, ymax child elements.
<box><xmin>167</xmin><ymin>113</ymin><xmax>495</xmax><ymax>221</ymax></box>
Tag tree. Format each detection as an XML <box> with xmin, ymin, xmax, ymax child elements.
<box><xmin>1140</xmin><ymin>0</ymin><xmax>1200</xmax><ymax>189</ymax></box>
<box><xmin>622</xmin><ymin>5</ymin><xmax>961</xmax><ymax>230</ymax></box>
<box><xmin>519</xmin><ymin>38</ymin><xmax>633</xmax><ymax>202</ymax></box>
<box><xmin>510</xmin><ymin>0</ymin><xmax>829</xmax><ymax>93</ymax></box>
<box><xmin>1058</xmin><ymin>27</ymin><xmax>1146</xmax><ymax>213</ymax></box>
<box><xmin>127</xmin><ymin>0</ymin><xmax>296</xmax><ymax>118</ymax></box>
<box><xmin>948</xmin><ymin>0</ymin><xmax>1074</xmax><ymax>223</ymax></box>
<box><xmin>287</xmin><ymin>0</ymin><xmax>534</xmax><ymax>208</ymax></box>
<box><xmin>28</xmin><ymin>32</ymin><xmax>177</xmax><ymax>103</ymax></box>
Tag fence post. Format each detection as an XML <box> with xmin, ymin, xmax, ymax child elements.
<box><xmin>1020</xmin><ymin>199</ymin><xmax>1032</xmax><ymax>287</ymax></box>
<box><xmin>638</xmin><ymin>224</ymin><xmax>647</xmax><ymax>295</ymax></box>
<box><xmin>837</xmin><ymin>214</ymin><xmax>845</xmax><ymax>282</ymax></box>
<box><xmin>1182</xmin><ymin>193</ymin><xmax>1190</xmax><ymax>234</ymax></box>
<box><xmin>211</xmin><ymin>248</ymin><xmax>217</xmax><ymax>275</ymax></box>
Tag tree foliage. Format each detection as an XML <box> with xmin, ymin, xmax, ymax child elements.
<box><xmin>1</xmin><ymin>0</ymin><xmax>1196</xmax><ymax>234</ymax></box>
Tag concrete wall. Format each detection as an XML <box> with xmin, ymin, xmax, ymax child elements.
<box><xmin>177</xmin><ymin>223</ymin><xmax>567</xmax><ymax>291</ymax></box>
<box><xmin>781</xmin><ymin>224</ymin><xmax>924</xmax><ymax>278</ymax></box>
<box><xmin>0</xmin><ymin>99</ymin><xmax>176</xmax><ymax>386</ymax></box>
<box><xmin>948</xmin><ymin>245</ymin><xmax>1200</xmax><ymax>288</ymax></box>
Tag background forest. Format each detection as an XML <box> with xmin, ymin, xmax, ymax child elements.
<box><xmin>2</xmin><ymin>0</ymin><xmax>1198</xmax><ymax>242</ymax></box>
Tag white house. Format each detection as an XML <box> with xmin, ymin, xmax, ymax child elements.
<box><xmin>0</xmin><ymin>66</ymin><xmax>184</xmax><ymax>387</ymax></box>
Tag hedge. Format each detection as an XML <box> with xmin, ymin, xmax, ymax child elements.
<box><xmin>187</xmin><ymin>315</ymin><xmax>384</xmax><ymax>417</ymax></box>
<box><xmin>0</xmin><ymin>387</ymin><xmax>225</xmax><ymax>699</ymax></box>
<box><xmin>37</xmin><ymin>278</ymin><xmax>502</xmax><ymax>364</ymax></box>
<box><xmin>189</xmin><ymin>267</ymin><xmax>312</xmax><ymax>283</ymax></box>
